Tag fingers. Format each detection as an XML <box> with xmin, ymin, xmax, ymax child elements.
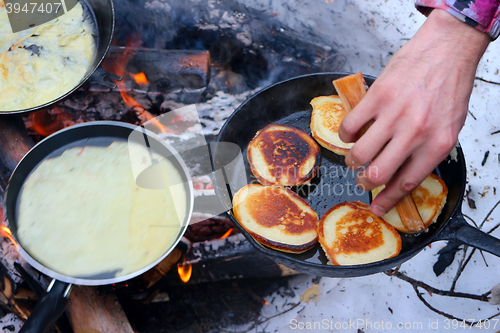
<box><xmin>368</xmin><ymin>142</ymin><xmax>451</xmax><ymax>216</ymax></box>
<box><xmin>355</xmin><ymin>133</ymin><xmax>417</xmax><ymax>192</ymax></box>
<box><xmin>344</xmin><ymin>118</ymin><xmax>392</xmax><ymax>171</ymax></box>
<box><xmin>338</xmin><ymin>96</ymin><xmax>377</xmax><ymax>144</ymax></box>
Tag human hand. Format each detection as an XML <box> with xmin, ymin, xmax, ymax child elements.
<box><xmin>338</xmin><ymin>9</ymin><xmax>490</xmax><ymax>216</ymax></box>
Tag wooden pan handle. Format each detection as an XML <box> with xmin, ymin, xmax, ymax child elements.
<box><xmin>332</xmin><ymin>73</ymin><xmax>425</xmax><ymax>232</ymax></box>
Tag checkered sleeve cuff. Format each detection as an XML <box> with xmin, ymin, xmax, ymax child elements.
<box><xmin>415</xmin><ymin>0</ymin><xmax>500</xmax><ymax>39</ymax></box>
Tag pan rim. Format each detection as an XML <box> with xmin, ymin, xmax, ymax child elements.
<box><xmin>4</xmin><ymin>120</ymin><xmax>194</xmax><ymax>286</ymax></box>
<box><xmin>213</xmin><ymin>72</ymin><xmax>467</xmax><ymax>277</ymax></box>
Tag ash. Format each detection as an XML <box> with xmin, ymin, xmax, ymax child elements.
<box><xmin>117</xmin><ymin>276</ymin><xmax>293</xmax><ymax>333</ymax></box>
<box><xmin>0</xmin><ymin>313</ymin><xmax>23</xmax><ymax>333</ymax></box>
<box><xmin>115</xmin><ymin>0</ymin><xmax>344</xmax><ymax>88</ymax></box>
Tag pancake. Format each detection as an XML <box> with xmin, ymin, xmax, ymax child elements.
<box><xmin>17</xmin><ymin>141</ymin><xmax>188</xmax><ymax>278</ymax></box>
<box><xmin>371</xmin><ymin>173</ymin><xmax>448</xmax><ymax>233</ymax></box>
<box><xmin>247</xmin><ymin>124</ymin><xmax>321</xmax><ymax>186</ymax></box>
<box><xmin>232</xmin><ymin>184</ymin><xmax>318</xmax><ymax>253</ymax></box>
<box><xmin>310</xmin><ymin>95</ymin><xmax>354</xmax><ymax>155</ymax></box>
<box><xmin>318</xmin><ymin>202</ymin><xmax>401</xmax><ymax>265</ymax></box>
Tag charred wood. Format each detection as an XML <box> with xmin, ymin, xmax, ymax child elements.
<box><xmin>163</xmin><ymin>234</ymin><xmax>300</xmax><ymax>286</ymax></box>
<box><xmin>67</xmin><ymin>287</ymin><xmax>134</xmax><ymax>333</ymax></box>
<box><xmin>0</xmin><ymin>117</ymin><xmax>34</xmax><ymax>187</ymax></box>
<box><xmin>101</xmin><ymin>47</ymin><xmax>211</xmax><ymax>94</ymax></box>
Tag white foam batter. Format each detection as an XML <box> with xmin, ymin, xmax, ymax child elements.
<box><xmin>0</xmin><ymin>0</ymin><xmax>96</xmax><ymax>111</ymax></box>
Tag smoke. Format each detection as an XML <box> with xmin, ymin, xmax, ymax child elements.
<box><xmin>112</xmin><ymin>0</ymin><xmax>346</xmax><ymax>94</ymax></box>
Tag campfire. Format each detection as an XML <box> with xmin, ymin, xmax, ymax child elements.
<box><xmin>0</xmin><ymin>0</ymin><xmax>335</xmax><ymax>331</ymax></box>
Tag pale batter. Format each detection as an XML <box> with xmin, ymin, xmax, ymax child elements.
<box><xmin>17</xmin><ymin>141</ymin><xmax>188</xmax><ymax>278</ymax></box>
<box><xmin>0</xmin><ymin>0</ymin><xmax>95</xmax><ymax>111</ymax></box>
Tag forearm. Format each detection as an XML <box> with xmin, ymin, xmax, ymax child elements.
<box><xmin>414</xmin><ymin>9</ymin><xmax>490</xmax><ymax>67</ymax></box>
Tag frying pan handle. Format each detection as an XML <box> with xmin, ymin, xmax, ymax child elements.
<box><xmin>20</xmin><ymin>280</ymin><xmax>72</xmax><ymax>333</ymax></box>
<box><xmin>88</xmin><ymin>67</ymin><xmax>122</xmax><ymax>89</ymax></box>
<box><xmin>438</xmin><ymin>212</ymin><xmax>500</xmax><ymax>257</ymax></box>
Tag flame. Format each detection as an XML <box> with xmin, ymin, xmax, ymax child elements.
<box><xmin>177</xmin><ymin>263</ymin><xmax>192</xmax><ymax>283</ymax></box>
<box><xmin>219</xmin><ymin>228</ymin><xmax>233</xmax><ymax>239</ymax></box>
<box><xmin>103</xmin><ymin>35</ymin><xmax>167</xmax><ymax>134</ymax></box>
<box><xmin>131</xmin><ymin>72</ymin><xmax>149</xmax><ymax>86</ymax></box>
<box><xmin>28</xmin><ymin>107</ymin><xmax>71</xmax><ymax>137</ymax></box>
<box><xmin>0</xmin><ymin>226</ymin><xmax>19</xmax><ymax>248</ymax></box>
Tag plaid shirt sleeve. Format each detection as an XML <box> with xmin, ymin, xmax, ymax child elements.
<box><xmin>415</xmin><ymin>0</ymin><xmax>500</xmax><ymax>39</ymax></box>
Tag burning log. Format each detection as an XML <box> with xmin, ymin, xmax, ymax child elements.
<box><xmin>1</xmin><ymin>276</ymin><xmax>30</xmax><ymax>321</ymax></box>
<box><xmin>165</xmin><ymin>234</ymin><xmax>300</xmax><ymax>286</ymax></box>
<box><xmin>0</xmin><ymin>117</ymin><xmax>34</xmax><ymax>187</ymax></box>
<box><xmin>24</xmin><ymin>107</ymin><xmax>74</xmax><ymax>138</ymax></box>
<box><xmin>101</xmin><ymin>47</ymin><xmax>211</xmax><ymax>94</ymax></box>
<box><xmin>135</xmin><ymin>238</ymin><xmax>191</xmax><ymax>290</ymax></box>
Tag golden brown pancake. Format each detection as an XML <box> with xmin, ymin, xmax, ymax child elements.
<box><xmin>371</xmin><ymin>173</ymin><xmax>448</xmax><ymax>233</ymax></box>
<box><xmin>247</xmin><ymin>124</ymin><xmax>321</xmax><ymax>186</ymax></box>
<box><xmin>310</xmin><ymin>95</ymin><xmax>354</xmax><ymax>156</ymax></box>
<box><xmin>232</xmin><ymin>184</ymin><xmax>318</xmax><ymax>253</ymax></box>
<box><xmin>318</xmin><ymin>202</ymin><xmax>401</xmax><ymax>265</ymax></box>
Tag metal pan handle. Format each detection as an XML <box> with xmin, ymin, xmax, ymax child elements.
<box><xmin>437</xmin><ymin>212</ymin><xmax>500</xmax><ymax>257</ymax></box>
<box><xmin>20</xmin><ymin>280</ymin><xmax>72</xmax><ymax>333</ymax></box>
<box><xmin>88</xmin><ymin>67</ymin><xmax>122</xmax><ymax>89</ymax></box>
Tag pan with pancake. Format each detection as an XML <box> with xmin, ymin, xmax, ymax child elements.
<box><xmin>4</xmin><ymin>121</ymin><xmax>193</xmax><ymax>332</ymax></box>
<box><xmin>0</xmin><ymin>0</ymin><xmax>115</xmax><ymax>114</ymax></box>
<box><xmin>212</xmin><ymin>72</ymin><xmax>500</xmax><ymax>278</ymax></box>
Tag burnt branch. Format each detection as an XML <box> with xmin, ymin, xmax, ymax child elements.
<box><xmin>412</xmin><ymin>284</ymin><xmax>500</xmax><ymax>326</ymax></box>
<box><xmin>480</xmin><ymin>198</ymin><xmax>500</xmax><ymax>229</ymax></box>
<box><xmin>385</xmin><ymin>270</ymin><xmax>490</xmax><ymax>302</ymax></box>
<box><xmin>448</xmin><ymin>214</ymin><xmax>480</xmax><ymax>292</ymax></box>
<box><xmin>449</xmin><ymin>206</ymin><xmax>500</xmax><ymax>291</ymax></box>
<box><xmin>450</xmin><ymin>244</ymin><xmax>469</xmax><ymax>292</ymax></box>
<box><xmin>468</xmin><ymin>110</ymin><xmax>477</xmax><ymax>120</ymax></box>
<box><xmin>475</xmin><ymin>77</ymin><xmax>500</xmax><ymax>86</ymax></box>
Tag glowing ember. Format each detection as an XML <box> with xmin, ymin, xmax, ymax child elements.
<box><xmin>103</xmin><ymin>35</ymin><xmax>168</xmax><ymax>134</ymax></box>
<box><xmin>114</xmin><ymin>76</ymin><xmax>167</xmax><ymax>134</ymax></box>
<box><xmin>177</xmin><ymin>263</ymin><xmax>192</xmax><ymax>283</ymax></box>
<box><xmin>219</xmin><ymin>228</ymin><xmax>233</xmax><ymax>239</ymax></box>
<box><xmin>131</xmin><ymin>72</ymin><xmax>149</xmax><ymax>86</ymax></box>
<box><xmin>0</xmin><ymin>226</ymin><xmax>19</xmax><ymax>248</ymax></box>
<box><xmin>28</xmin><ymin>107</ymin><xmax>72</xmax><ymax>137</ymax></box>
